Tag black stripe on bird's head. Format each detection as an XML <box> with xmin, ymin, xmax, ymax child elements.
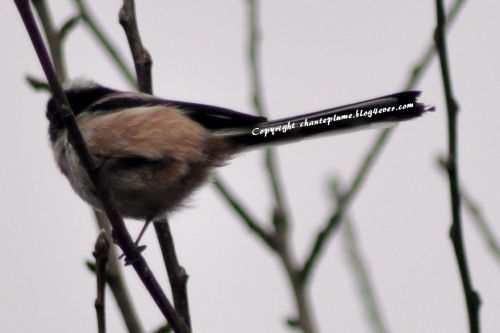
<box><xmin>46</xmin><ymin>81</ymin><xmax>116</xmax><ymax>142</ymax></box>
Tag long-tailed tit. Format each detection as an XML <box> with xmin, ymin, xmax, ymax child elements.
<box><xmin>46</xmin><ymin>81</ymin><xmax>432</xmax><ymax>245</ymax></box>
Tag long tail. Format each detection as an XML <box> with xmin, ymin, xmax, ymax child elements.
<box><xmin>216</xmin><ymin>91</ymin><xmax>434</xmax><ymax>149</ymax></box>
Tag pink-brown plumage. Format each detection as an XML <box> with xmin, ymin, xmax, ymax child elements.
<box><xmin>54</xmin><ymin>105</ymin><xmax>232</xmax><ymax>220</ymax></box>
<box><xmin>80</xmin><ymin>106</ymin><xmax>209</xmax><ymax>162</ymax></box>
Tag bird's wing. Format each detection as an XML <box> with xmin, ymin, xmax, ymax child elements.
<box><xmin>78</xmin><ymin>105</ymin><xmax>209</xmax><ymax>164</ymax></box>
<box><xmin>88</xmin><ymin>92</ymin><xmax>267</xmax><ymax>130</ymax></box>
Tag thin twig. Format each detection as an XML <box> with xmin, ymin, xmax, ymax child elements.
<box><xmin>94</xmin><ymin>211</ymin><xmax>145</xmax><ymax>333</ymax></box>
<box><xmin>25</xmin><ymin>75</ymin><xmax>50</xmax><ymax>91</ymax></box>
<box><xmin>246</xmin><ymin>0</ymin><xmax>289</xmax><ymax>226</ymax></box>
<box><xmin>14</xmin><ymin>2</ymin><xmax>188</xmax><ymax>332</ymax></box>
<box><xmin>247</xmin><ymin>0</ymin><xmax>265</xmax><ymax>119</ymax></box>
<box><xmin>58</xmin><ymin>14</ymin><xmax>80</xmax><ymax>42</ymax></box>
<box><xmin>435</xmin><ymin>1</ymin><xmax>480</xmax><ymax>332</ymax></box>
<box><xmin>30</xmin><ymin>0</ymin><xmax>66</xmax><ymax>80</ymax></box>
<box><xmin>405</xmin><ymin>0</ymin><xmax>465</xmax><ymax>90</ymax></box>
<box><xmin>301</xmin><ymin>131</ymin><xmax>389</xmax><ymax>283</ymax></box>
<box><xmin>73</xmin><ymin>0</ymin><xmax>137</xmax><ymax>87</ymax></box>
<box><xmin>119</xmin><ymin>0</ymin><xmax>152</xmax><ymax>93</ymax></box>
<box><xmin>329</xmin><ymin>179</ymin><xmax>391</xmax><ymax>333</ymax></box>
<box><xmin>462</xmin><ymin>195</ymin><xmax>500</xmax><ymax>261</ymax></box>
<box><xmin>342</xmin><ymin>220</ymin><xmax>390</xmax><ymax>333</ymax></box>
<box><xmin>213</xmin><ymin>177</ymin><xmax>276</xmax><ymax>251</ymax></box>
<box><xmin>117</xmin><ymin>1</ymin><xmax>192</xmax><ymax>330</ymax></box>
<box><xmin>300</xmin><ymin>0</ymin><xmax>467</xmax><ymax>284</ymax></box>
<box><xmin>437</xmin><ymin>158</ymin><xmax>500</xmax><ymax>263</ymax></box>
<box><xmin>329</xmin><ymin>177</ymin><xmax>389</xmax><ymax>333</ymax></box>
<box><xmin>94</xmin><ymin>231</ymin><xmax>110</xmax><ymax>333</ymax></box>
<box><xmin>154</xmin><ymin>220</ymin><xmax>191</xmax><ymax>329</ymax></box>
<box><xmin>244</xmin><ymin>1</ymin><xmax>316</xmax><ymax>332</ymax></box>
<box><xmin>274</xmin><ymin>224</ymin><xmax>317</xmax><ymax>333</ymax></box>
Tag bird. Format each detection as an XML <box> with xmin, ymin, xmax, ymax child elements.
<box><xmin>46</xmin><ymin>80</ymin><xmax>433</xmax><ymax>248</ymax></box>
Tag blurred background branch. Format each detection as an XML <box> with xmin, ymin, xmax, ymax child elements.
<box><xmin>74</xmin><ymin>0</ymin><xmax>137</xmax><ymax>87</ymax></box>
<box><xmin>342</xmin><ymin>220</ymin><xmax>390</xmax><ymax>333</ymax></box>
<box><xmin>30</xmin><ymin>0</ymin><xmax>68</xmax><ymax>80</ymax></box>
<box><xmin>437</xmin><ymin>158</ymin><xmax>500</xmax><ymax>264</ymax></box>
<box><xmin>330</xmin><ymin>178</ymin><xmax>390</xmax><ymax>333</ymax></box>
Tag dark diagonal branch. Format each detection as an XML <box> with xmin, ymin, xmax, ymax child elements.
<box><xmin>301</xmin><ymin>0</ymin><xmax>467</xmax><ymax>284</ymax></box>
<box><xmin>14</xmin><ymin>2</ymin><xmax>188</xmax><ymax>332</ymax></box>
<box><xmin>29</xmin><ymin>2</ymin><xmax>144</xmax><ymax>331</ymax></box>
<box><xmin>154</xmin><ymin>220</ymin><xmax>191</xmax><ymax>329</ymax></box>
<box><xmin>94</xmin><ymin>231</ymin><xmax>110</xmax><ymax>333</ymax></box>
<box><xmin>435</xmin><ymin>1</ymin><xmax>480</xmax><ymax>332</ymax></box>
<box><xmin>73</xmin><ymin>0</ymin><xmax>137</xmax><ymax>87</ymax></box>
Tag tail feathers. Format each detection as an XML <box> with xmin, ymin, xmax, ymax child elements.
<box><xmin>216</xmin><ymin>91</ymin><xmax>434</xmax><ymax>149</ymax></box>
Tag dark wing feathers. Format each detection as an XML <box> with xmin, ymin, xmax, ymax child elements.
<box><xmin>88</xmin><ymin>94</ymin><xmax>267</xmax><ymax>130</ymax></box>
<box><xmin>164</xmin><ymin>100</ymin><xmax>267</xmax><ymax>130</ymax></box>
